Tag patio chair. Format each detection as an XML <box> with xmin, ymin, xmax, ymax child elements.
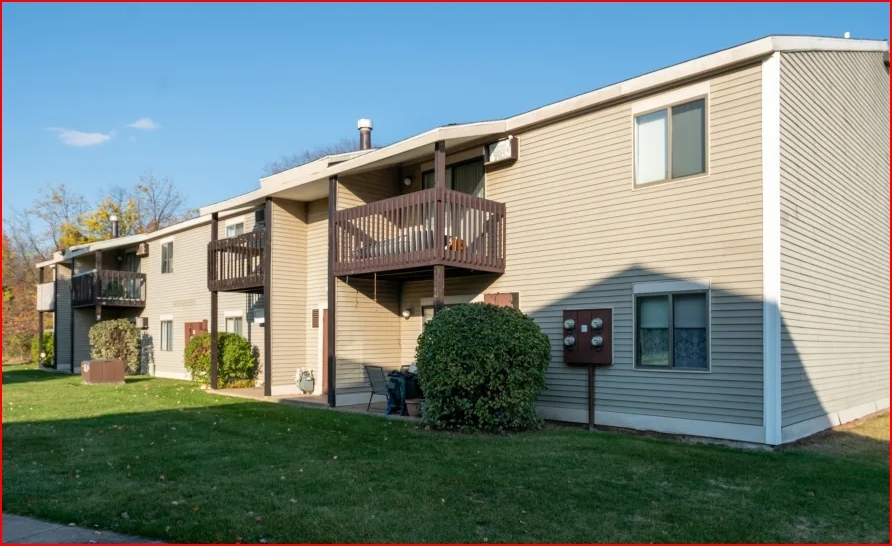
<box><xmin>364</xmin><ymin>365</ymin><xmax>390</xmax><ymax>412</ymax></box>
<box><xmin>399</xmin><ymin>365</ymin><xmax>411</xmax><ymax>373</ymax></box>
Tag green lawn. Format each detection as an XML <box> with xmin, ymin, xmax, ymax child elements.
<box><xmin>2</xmin><ymin>364</ymin><xmax>888</xmax><ymax>543</ymax></box>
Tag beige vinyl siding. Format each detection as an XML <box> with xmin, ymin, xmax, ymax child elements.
<box><xmin>54</xmin><ymin>263</ymin><xmax>73</xmax><ymax>370</ymax></box>
<box><xmin>399</xmin><ymin>276</ymin><xmax>496</xmax><ymax>365</ymax></box>
<box><xmin>482</xmin><ymin>63</ymin><xmax>765</xmax><ymax>425</ymax></box>
<box><xmin>304</xmin><ymin>198</ymin><xmax>329</xmax><ymax>391</ymax></box>
<box><xmin>138</xmin><ymin>217</ymin><xmax>266</xmax><ymax>380</ymax></box>
<box><xmin>778</xmin><ymin>51</ymin><xmax>890</xmax><ymax>427</ymax></box>
<box><xmin>269</xmin><ymin>198</ymin><xmax>308</xmax><ymax>388</ymax></box>
<box><xmin>335</xmin><ymin>172</ymin><xmax>402</xmax><ymax>396</ymax></box>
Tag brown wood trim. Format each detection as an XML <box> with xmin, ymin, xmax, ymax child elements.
<box><xmin>207</xmin><ymin>229</ymin><xmax>266</xmax><ymax>292</ymax></box>
<box><xmin>331</xmin><ymin>186</ymin><xmax>506</xmax><ymax>278</ymax></box>
<box><xmin>94</xmin><ymin>250</ymin><xmax>102</xmax><ymax>321</ymax></box>
<box><xmin>327</xmin><ymin>176</ymin><xmax>338</xmax><ymax>407</ymax></box>
<box><xmin>52</xmin><ymin>266</ymin><xmax>58</xmax><ymax>369</ymax></box>
<box><xmin>210</xmin><ymin>212</ymin><xmax>219</xmax><ymax>390</ymax></box>
<box><xmin>263</xmin><ymin>198</ymin><xmax>272</xmax><ymax>397</ymax></box>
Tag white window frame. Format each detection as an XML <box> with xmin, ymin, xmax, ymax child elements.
<box><xmin>224</xmin><ymin>310</ymin><xmax>244</xmax><ymax>337</ymax></box>
<box><xmin>418</xmin><ymin>294</ymin><xmax>483</xmax><ymax>331</ymax></box>
<box><xmin>632</xmin><ymin>81</ymin><xmax>711</xmax><ymax>187</ymax></box>
<box><xmin>225</xmin><ymin>216</ymin><xmax>245</xmax><ymax>238</ymax></box>
<box><xmin>632</xmin><ymin>279</ymin><xmax>712</xmax><ymax>373</ymax></box>
<box><xmin>159</xmin><ymin>315</ymin><xmax>174</xmax><ymax>352</ymax></box>
<box><xmin>160</xmin><ymin>237</ymin><xmax>175</xmax><ymax>274</ymax></box>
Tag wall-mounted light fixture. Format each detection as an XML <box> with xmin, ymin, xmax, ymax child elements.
<box><xmin>402</xmin><ymin>176</ymin><xmax>413</xmax><ymax>187</ymax></box>
<box><xmin>401</xmin><ymin>309</ymin><xmax>412</xmax><ymax>319</ymax></box>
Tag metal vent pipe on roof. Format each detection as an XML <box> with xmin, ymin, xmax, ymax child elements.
<box><xmin>110</xmin><ymin>215</ymin><xmax>120</xmax><ymax>238</ymax></box>
<box><xmin>358</xmin><ymin>118</ymin><xmax>373</xmax><ymax>150</ymax></box>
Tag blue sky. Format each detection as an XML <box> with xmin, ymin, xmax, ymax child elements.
<box><xmin>2</xmin><ymin>2</ymin><xmax>889</xmax><ymax>217</ymax></box>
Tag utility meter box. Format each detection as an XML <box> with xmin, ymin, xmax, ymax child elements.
<box><xmin>81</xmin><ymin>359</ymin><xmax>126</xmax><ymax>385</ymax></box>
<box><xmin>562</xmin><ymin>308</ymin><xmax>613</xmax><ymax>366</ymax></box>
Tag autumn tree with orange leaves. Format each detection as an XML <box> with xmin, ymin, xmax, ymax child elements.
<box><xmin>2</xmin><ymin>172</ymin><xmax>195</xmax><ymax>363</ymax></box>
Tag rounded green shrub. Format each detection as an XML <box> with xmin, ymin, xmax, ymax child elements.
<box><xmin>89</xmin><ymin>319</ymin><xmax>140</xmax><ymax>374</ymax></box>
<box><xmin>415</xmin><ymin>302</ymin><xmax>551</xmax><ymax>432</ymax></box>
<box><xmin>31</xmin><ymin>331</ymin><xmax>54</xmax><ymax>367</ymax></box>
<box><xmin>184</xmin><ymin>332</ymin><xmax>257</xmax><ymax>387</ymax></box>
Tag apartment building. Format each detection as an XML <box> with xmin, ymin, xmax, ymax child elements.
<box><xmin>38</xmin><ymin>35</ymin><xmax>890</xmax><ymax>445</ymax></box>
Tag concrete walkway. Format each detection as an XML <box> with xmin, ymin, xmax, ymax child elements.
<box><xmin>2</xmin><ymin>513</ymin><xmax>161</xmax><ymax>544</ymax></box>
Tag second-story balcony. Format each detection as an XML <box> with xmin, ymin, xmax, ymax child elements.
<box><xmin>71</xmin><ymin>270</ymin><xmax>147</xmax><ymax>309</ymax></box>
<box><xmin>332</xmin><ymin>187</ymin><xmax>506</xmax><ymax>279</ymax></box>
<box><xmin>207</xmin><ymin>230</ymin><xmax>266</xmax><ymax>293</ymax></box>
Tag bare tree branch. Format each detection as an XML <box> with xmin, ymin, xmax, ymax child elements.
<box><xmin>263</xmin><ymin>137</ymin><xmax>361</xmax><ymax>177</ymax></box>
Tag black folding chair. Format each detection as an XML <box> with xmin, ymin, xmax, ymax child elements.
<box><xmin>399</xmin><ymin>364</ymin><xmax>411</xmax><ymax>373</ymax></box>
<box><xmin>364</xmin><ymin>365</ymin><xmax>390</xmax><ymax>412</ymax></box>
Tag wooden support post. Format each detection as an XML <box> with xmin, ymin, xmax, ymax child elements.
<box><xmin>263</xmin><ymin>198</ymin><xmax>272</xmax><ymax>397</ymax></box>
<box><xmin>37</xmin><ymin>267</ymin><xmax>44</xmax><ymax>366</ymax></box>
<box><xmin>327</xmin><ymin>176</ymin><xmax>338</xmax><ymax>407</ymax></box>
<box><xmin>52</xmin><ymin>265</ymin><xmax>58</xmax><ymax>369</ymax></box>
<box><xmin>433</xmin><ymin>140</ymin><xmax>447</xmax><ymax>314</ymax></box>
<box><xmin>210</xmin><ymin>213</ymin><xmax>219</xmax><ymax>390</ymax></box>
<box><xmin>588</xmin><ymin>365</ymin><xmax>595</xmax><ymax>431</ymax></box>
<box><xmin>94</xmin><ymin>250</ymin><xmax>102</xmax><ymax>322</ymax></box>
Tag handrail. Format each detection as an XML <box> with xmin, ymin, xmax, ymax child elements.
<box><xmin>332</xmin><ymin>187</ymin><xmax>506</xmax><ymax>277</ymax></box>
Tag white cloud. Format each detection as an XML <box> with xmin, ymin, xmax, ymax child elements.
<box><xmin>45</xmin><ymin>127</ymin><xmax>113</xmax><ymax>147</ymax></box>
<box><xmin>128</xmin><ymin>117</ymin><xmax>160</xmax><ymax>130</ymax></box>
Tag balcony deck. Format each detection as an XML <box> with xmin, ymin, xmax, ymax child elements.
<box><xmin>71</xmin><ymin>270</ymin><xmax>147</xmax><ymax>309</ymax></box>
<box><xmin>207</xmin><ymin>230</ymin><xmax>265</xmax><ymax>293</ymax></box>
<box><xmin>332</xmin><ymin>187</ymin><xmax>506</xmax><ymax>279</ymax></box>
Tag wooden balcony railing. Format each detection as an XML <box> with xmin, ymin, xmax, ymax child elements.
<box><xmin>71</xmin><ymin>270</ymin><xmax>147</xmax><ymax>308</ymax></box>
<box><xmin>332</xmin><ymin>187</ymin><xmax>506</xmax><ymax>277</ymax></box>
<box><xmin>207</xmin><ymin>230</ymin><xmax>266</xmax><ymax>292</ymax></box>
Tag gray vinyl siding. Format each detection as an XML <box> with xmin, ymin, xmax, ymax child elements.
<box><xmin>778</xmin><ymin>51</ymin><xmax>890</xmax><ymax>427</ymax></box>
<box><xmin>335</xmin><ymin>172</ymin><xmax>402</xmax><ymax>396</ymax></box>
<box><xmin>483</xmin><ymin>63</ymin><xmax>765</xmax><ymax>426</ymax></box>
<box><xmin>269</xmin><ymin>198</ymin><xmax>308</xmax><ymax>388</ymax></box>
<box><xmin>54</xmin><ymin>263</ymin><xmax>73</xmax><ymax>370</ymax></box>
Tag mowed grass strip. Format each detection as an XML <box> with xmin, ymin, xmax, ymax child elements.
<box><xmin>2</xmin><ymin>365</ymin><xmax>888</xmax><ymax>543</ymax></box>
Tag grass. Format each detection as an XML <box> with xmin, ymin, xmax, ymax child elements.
<box><xmin>2</xmin><ymin>364</ymin><xmax>889</xmax><ymax>543</ymax></box>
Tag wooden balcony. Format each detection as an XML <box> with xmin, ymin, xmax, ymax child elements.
<box><xmin>207</xmin><ymin>230</ymin><xmax>266</xmax><ymax>293</ymax></box>
<box><xmin>71</xmin><ymin>270</ymin><xmax>147</xmax><ymax>309</ymax></box>
<box><xmin>332</xmin><ymin>187</ymin><xmax>506</xmax><ymax>279</ymax></box>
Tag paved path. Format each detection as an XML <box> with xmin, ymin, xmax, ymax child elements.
<box><xmin>2</xmin><ymin>513</ymin><xmax>161</xmax><ymax>544</ymax></box>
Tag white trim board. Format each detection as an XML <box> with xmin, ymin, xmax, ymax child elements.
<box><xmin>335</xmin><ymin>392</ymin><xmax>385</xmax><ymax>408</ymax></box>
<box><xmin>154</xmin><ymin>370</ymin><xmax>191</xmax><ymax>381</ymax></box>
<box><xmin>536</xmin><ymin>405</ymin><xmax>765</xmax><ymax>444</ymax></box>
<box><xmin>630</xmin><ymin>81</ymin><xmax>710</xmax><ymax>115</ymax></box>
<box><xmin>224</xmin><ymin>310</ymin><xmax>244</xmax><ymax>318</ymax></box>
<box><xmin>781</xmin><ymin>397</ymin><xmax>890</xmax><ymax>444</ymax></box>
<box><xmin>761</xmin><ymin>51</ymin><xmax>783</xmax><ymax>447</ymax></box>
<box><xmin>633</xmin><ymin>279</ymin><xmax>710</xmax><ymax>294</ymax></box>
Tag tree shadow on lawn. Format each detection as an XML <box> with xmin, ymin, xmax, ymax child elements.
<box><xmin>2</xmin><ymin>372</ymin><xmax>889</xmax><ymax>544</ymax></box>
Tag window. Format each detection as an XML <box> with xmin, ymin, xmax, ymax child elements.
<box><xmin>635</xmin><ymin>98</ymin><xmax>706</xmax><ymax>185</ymax></box>
<box><xmin>421</xmin><ymin>305</ymin><xmax>455</xmax><ymax>327</ymax></box>
<box><xmin>636</xmin><ymin>292</ymin><xmax>708</xmax><ymax>369</ymax></box>
<box><xmin>226</xmin><ymin>222</ymin><xmax>244</xmax><ymax>238</ymax></box>
<box><xmin>225</xmin><ymin>316</ymin><xmax>243</xmax><ymax>337</ymax></box>
<box><xmin>160</xmin><ymin>320</ymin><xmax>173</xmax><ymax>351</ymax></box>
<box><xmin>161</xmin><ymin>241</ymin><xmax>173</xmax><ymax>274</ymax></box>
<box><xmin>254</xmin><ymin>209</ymin><xmax>265</xmax><ymax>226</ymax></box>
<box><xmin>421</xmin><ymin>158</ymin><xmax>485</xmax><ymax>198</ymax></box>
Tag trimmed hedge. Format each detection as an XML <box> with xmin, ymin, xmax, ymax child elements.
<box><xmin>31</xmin><ymin>331</ymin><xmax>54</xmax><ymax>367</ymax></box>
<box><xmin>184</xmin><ymin>333</ymin><xmax>257</xmax><ymax>387</ymax></box>
<box><xmin>89</xmin><ymin>319</ymin><xmax>141</xmax><ymax>374</ymax></box>
<box><xmin>415</xmin><ymin>302</ymin><xmax>551</xmax><ymax>432</ymax></box>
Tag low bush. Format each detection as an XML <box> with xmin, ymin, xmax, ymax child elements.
<box><xmin>31</xmin><ymin>331</ymin><xmax>54</xmax><ymax>367</ymax></box>
<box><xmin>415</xmin><ymin>302</ymin><xmax>551</xmax><ymax>432</ymax></box>
<box><xmin>89</xmin><ymin>319</ymin><xmax>141</xmax><ymax>374</ymax></box>
<box><xmin>184</xmin><ymin>333</ymin><xmax>257</xmax><ymax>387</ymax></box>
